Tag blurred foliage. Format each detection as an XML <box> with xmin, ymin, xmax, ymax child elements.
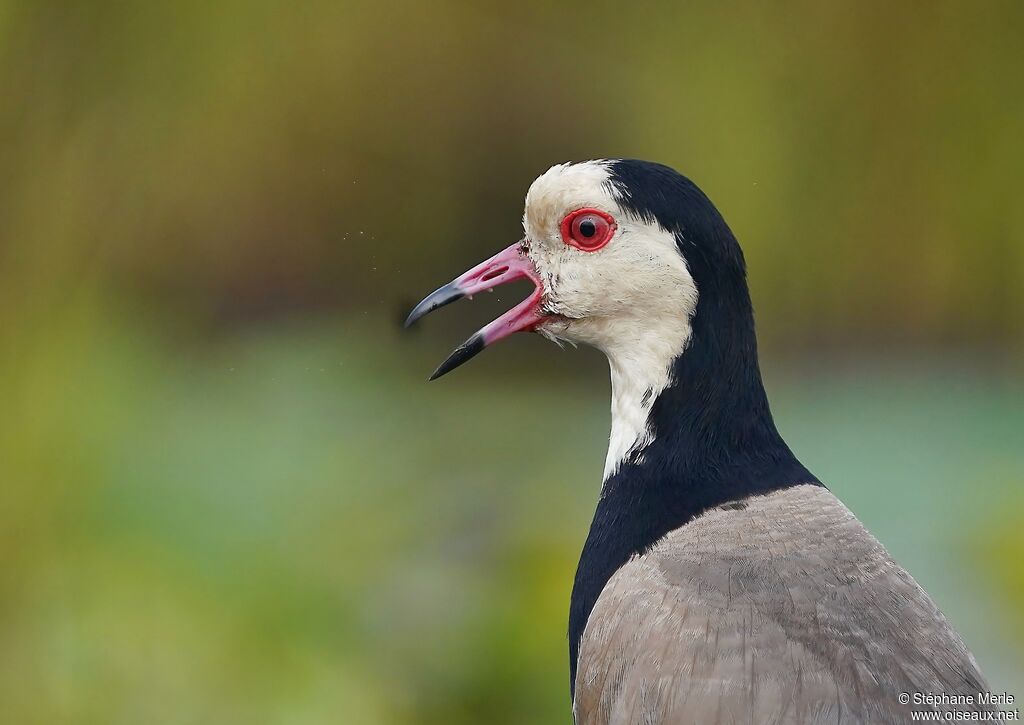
<box><xmin>0</xmin><ymin>1</ymin><xmax>1022</xmax><ymax>723</ymax></box>
<box><xmin>2</xmin><ymin>1</ymin><xmax>1023</xmax><ymax>348</ymax></box>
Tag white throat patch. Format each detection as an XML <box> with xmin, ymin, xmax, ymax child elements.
<box><xmin>602</xmin><ymin>327</ymin><xmax>688</xmax><ymax>480</ymax></box>
<box><xmin>520</xmin><ymin>161</ymin><xmax>698</xmax><ymax>482</ymax></box>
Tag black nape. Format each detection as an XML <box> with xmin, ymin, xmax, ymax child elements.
<box><xmin>568</xmin><ymin>160</ymin><xmax>819</xmax><ymax>696</ymax></box>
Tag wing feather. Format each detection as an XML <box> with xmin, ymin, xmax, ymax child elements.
<box><xmin>573</xmin><ymin>485</ymin><xmax>992</xmax><ymax>724</ymax></box>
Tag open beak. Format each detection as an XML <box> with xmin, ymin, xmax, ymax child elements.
<box><xmin>405</xmin><ymin>241</ymin><xmax>544</xmax><ymax>380</ymax></box>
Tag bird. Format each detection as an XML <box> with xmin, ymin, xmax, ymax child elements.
<box><xmin>405</xmin><ymin>160</ymin><xmax>995</xmax><ymax>724</ymax></box>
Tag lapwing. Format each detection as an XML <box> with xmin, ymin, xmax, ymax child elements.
<box><xmin>406</xmin><ymin>160</ymin><xmax>995</xmax><ymax>724</ymax></box>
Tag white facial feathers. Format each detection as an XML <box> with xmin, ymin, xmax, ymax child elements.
<box><xmin>522</xmin><ymin>161</ymin><xmax>699</xmax><ymax>480</ymax></box>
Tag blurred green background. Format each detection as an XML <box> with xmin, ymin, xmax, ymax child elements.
<box><xmin>1</xmin><ymin>2</ymin><xmax>1022</xmax><ymax>723</ymax></box>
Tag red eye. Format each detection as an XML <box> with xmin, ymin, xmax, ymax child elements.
<box><xmin>560</xmin><ymin>208</ymin><xmax>616</xmax><ymax>252</ymax></box>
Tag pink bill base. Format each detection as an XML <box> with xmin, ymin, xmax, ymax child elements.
<box><xmin>404</xmin><ymin>241</ymin><xmax>545</xmax><ymax>380</ymax></box>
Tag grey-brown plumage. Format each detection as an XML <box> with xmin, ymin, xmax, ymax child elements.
<box><xmin>573</xmin><ymin>484</ymin><xmax>993</xmax><ymax>724</ymax></box>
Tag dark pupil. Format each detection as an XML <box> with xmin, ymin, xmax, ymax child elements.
<box><xmin>579</xmin><ymin>219</ymin><xmax>597</xmax><ymax>238</ymax></box>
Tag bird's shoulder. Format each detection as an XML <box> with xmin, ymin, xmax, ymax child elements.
<box><xmin>573</xmin><ymin>484</ymin><xmax>992</xmax><ymax>724</ymax></box>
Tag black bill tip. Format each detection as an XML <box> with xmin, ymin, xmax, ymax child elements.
<box><xmin>429</xmin><ymin>333</ymin><xmax>485</xmax><ymax>381</ymax></box>
<box><xmin>404</xmin><ymin>283</ymin><xmax>465</xmax><ymax>328</ymax></box>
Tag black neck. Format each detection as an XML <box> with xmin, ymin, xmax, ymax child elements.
<box><xmin>566</xmin><ymin>264</ymin><xmax>818</xmax><ymax>697</ymax></box>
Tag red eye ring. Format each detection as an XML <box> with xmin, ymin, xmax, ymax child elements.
<box><xmin>560</xmin><ymin>208</ymin><xmax>616</xmax><ymax>252</ymax></box>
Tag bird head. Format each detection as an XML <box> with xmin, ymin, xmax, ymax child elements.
<box><xmin>408</xmin><ymin>159</ymin><xmax>767</xmax><ymax>479</ymax></box>
<box><xmin>405</xmin><ymin>159</ymin><xmax>741</xmax><ymax>381</ymax></box>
